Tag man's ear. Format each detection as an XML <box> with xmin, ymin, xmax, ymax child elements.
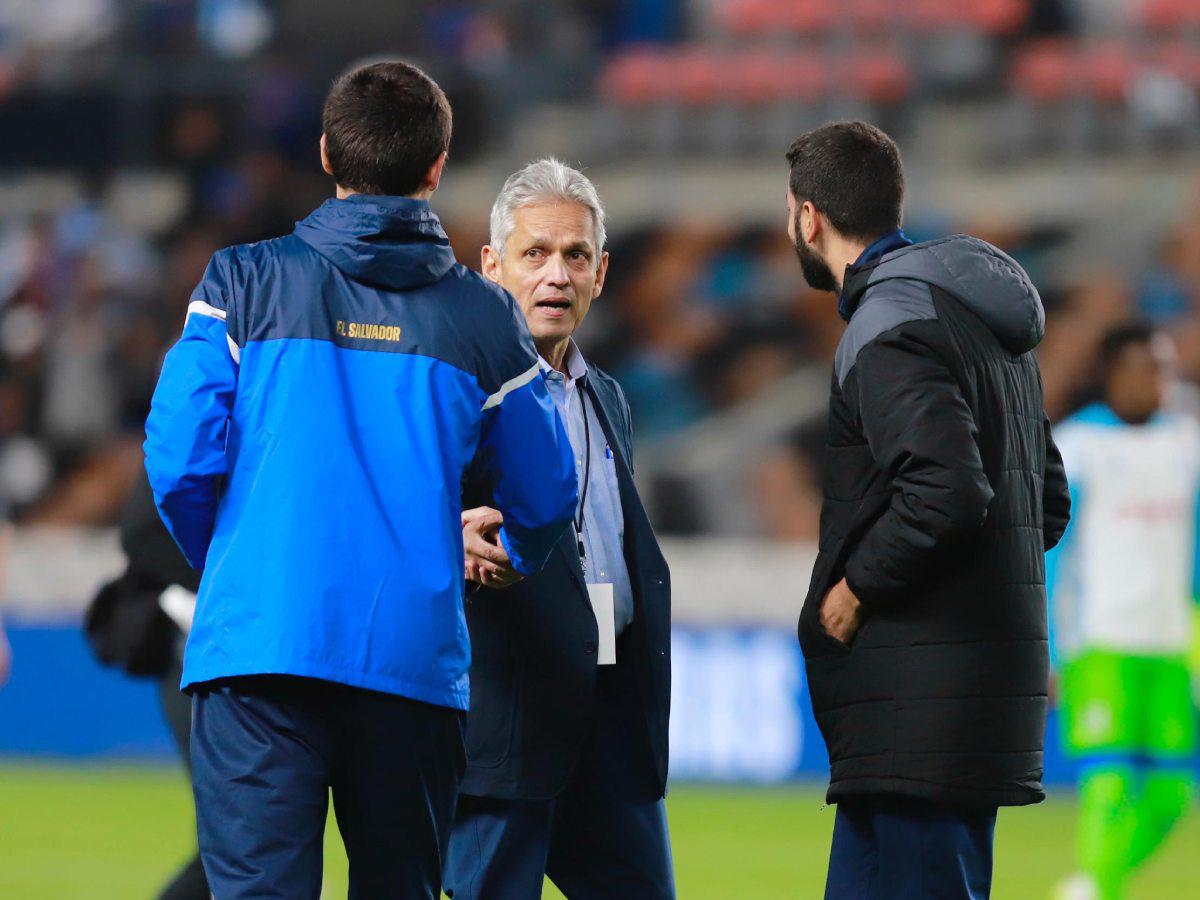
<box><xmin>481</xmin><ymin>244</ymin><xmax>503</xmax><ymax>285</ymax></box>
<box><xmin>422</xmin><ymin>151</ymin><xmax>449</xmax><ymax>194</ymax></box>
<box><xmin>592</xmin><ymin>250</ymin><xmax>610</xmax><ymax>299</ymax></box>
<box><xmin>320</xmin><ymin>133</ymin><xmax>334</xmax><ymax>176</ymax></box>
<box><xmin>801</xmin><ymin>200</ymin><xmax>821</xmax><ymax>245</ymax></box>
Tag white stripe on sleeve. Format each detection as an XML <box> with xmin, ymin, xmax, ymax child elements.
<box><xmin>186</xmin><ymin>300</ymin><xmax>238</xmax><ymax>365</ymax></box>
<box><xmin>482</xmin><ymin>362</ymin><xmax>541</xmax><ymax>411</ymax></box>
<box><xmin>187</xmin><ymin>300</ymin><xmax>227</xmax><ymax>321</ymax></box>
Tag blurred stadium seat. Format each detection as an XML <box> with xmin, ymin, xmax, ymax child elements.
<box><xmin>1140</xmin><ymin>0</ymin><xmax>1200</xmax><ymax>32</ymax></box>
<box><xmin>712</xmin><ymin>0</ymin><xmax>838</xmax><ymax>40</ymax></box>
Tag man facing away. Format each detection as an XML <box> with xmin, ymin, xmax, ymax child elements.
<box><xmin>1048</xmin><ymin>323</ymin><xmax>1199</xmax><ymax>900</ymax></box>
<box><xmin>786</xmin><ymin>122</ymin><xmax>1072</xmax><ymax>898</ymax></box>
<box><xmin>143</xmin><ymin>63</ymin><xmax>577</xmax><ymax>899</ymax></box>
<box><xmin>442</xmin><ymin>159</ymin><xmax>675</xmax><ymax>899</ymax></box>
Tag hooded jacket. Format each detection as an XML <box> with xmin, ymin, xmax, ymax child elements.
<box><xmin>801</xmin><ymin>235</ymin><xmax>1071</xmax><ymax>808</ymax></box>
<box><xmin>144</xmin><ymin>195</ymin><xmax>578</xmax><ymax>709</ymax></box>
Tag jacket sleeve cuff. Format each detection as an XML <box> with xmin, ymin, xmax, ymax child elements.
<box><xmin>496</xmin><ymin>526</ymin><xmax>533</xmax><ymax>577</ymax></box>
<box><xmin>843</xmin><ymin>559</ymin><xmax>890</xmax><ymax>611</ymax></box>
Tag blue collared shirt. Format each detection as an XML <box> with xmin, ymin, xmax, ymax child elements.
<box><xmin>540</xmin><ymin>341</ymin><xmax>634</xmax><ymax>635</ymax></box>
<box><xmin>838</xmin><ymin>227</ymin><xmax>914</xmax><ymax>321</ymax></box>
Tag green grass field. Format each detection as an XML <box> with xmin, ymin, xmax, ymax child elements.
<box><xmin>0</xmin><ymin>763</ymin><xmax>1195</xmax><ymax>898</ymax></box>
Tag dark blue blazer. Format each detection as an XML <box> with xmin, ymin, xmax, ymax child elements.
<box><xmin>460</xmin><ymin>365</ymin><xmax>671</xmax><ymax>801</ymax></box>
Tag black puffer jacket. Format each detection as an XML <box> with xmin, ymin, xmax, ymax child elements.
<box><xmin>801</xmin><ymin>235</ymin><xmax>1071</xmax><ymax>808</ymax></box>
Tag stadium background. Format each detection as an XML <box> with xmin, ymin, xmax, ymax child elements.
<box><xmin>0</xmin><ymin>0</ymin><xmax>1197</xmax><ymax>896</ymax></box>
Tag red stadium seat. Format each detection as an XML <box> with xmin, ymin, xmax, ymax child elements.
<box><xmin>713</xmin><ymin>0</ymin><xmax>779</xmax><ymax>38</ymax></box>
<box><xmin>907</xmin><ymin>0</ymin><xmax>963</xmax><ymax>32</ymax></box>
<box><xmin>602</xmin><ymin>45</ymin><xmax>844</xmax><ymax>110</ymax></box>
<box><xmin>672</xmin><ymin>49</ymin><xmax>727</xmax><ymax>106</ymax></box>
<box><xmin>729</xmin><ymin>51</ymin><xmax>831</xmax><ymax>105</ymax></box>
<box><xmin>1139</xmin><ymin>0</ymin><xmax>1200</xmax><ymax>31</ymax></box>
<box><xmin>599</xmin><ymin>48</ymin><xmax>677</xmax><ymax>107</ymax></box>
<box><xmin>718</xmin><ymin>0</ymin><xmax>1029</xmax><ymax>37</ymax></box>
<box><xmin>905</xmin><ymin>0</ymin><xmax>1029</xmax><ymax>35</ymax></box>
<box><xmin>841</xmin><ymin>0</ymin><xmax>893</xmax><ymax>35</ymax></box>
<box><xmin>713</xmin><ymin>0</ymin><xmax>835</xmax><ymax>38</ymax></box>
<box><xmin>967</xmin><ymin>0</ymin><xmax>1030</xmax><ymax>36</ymax></box>
<box><xmin>780</xmin><ymin>0</ymin><xmax>838</xmax><ymax>36</ymax></box>
<box><xmin>1011</xmin><ymin>40</ymin><xmax>1080</xmax><ymax>103</ymax></box>
<box><xmin>1082</xmin><ymin>41</ymin><xmax>1138</xmax><ymax>103</ymax></box>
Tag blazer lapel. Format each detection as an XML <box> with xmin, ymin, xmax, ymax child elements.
<box><xmin>555</xmin><ymin>378</ymin><xmax>626</xmax><ymax>591</ymax></box>
<box><xmin>584</xmin><ymin>378</ymin><xmax>646</xmax><ymax>535</ymax></box>
<box><xmin>583</xmin><ymin>379</ymin><xmax>669</xmax><ymax>630</ymax></box>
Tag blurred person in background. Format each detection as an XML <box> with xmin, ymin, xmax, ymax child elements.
<box><xmin>0</xmin><ymin>420</ymin><xmax>22</xmax><ymax>696</ymax></box>
<box><xmin>1047</xmin><ymin>323</ymin><xmax>1200</xmax><ymax>900</ymax></box>
<box><xmin>0</xmin><ymin>526</ymin><xmax>8</xmax><ymax>689</ymax></box>
<box><xmin>787</xmin><ymin>122</ymin><xmax>1071</xmax><ymax>899</ymax></box>
<box><xmin>444</xmin><ymin>159</ymin><xmax>674</xmax><ymax>900</ymax></box>
<box><xmin>85</xmin><ymin>474</ymin><xmax>207</xmax><ymax>900</ymax></box>
<box><xmin>143</xmin><ymin>62</ymin><xmax>577</xmax><ymax>899</ymax></box>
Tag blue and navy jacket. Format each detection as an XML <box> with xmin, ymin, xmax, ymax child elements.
<box><xmin>144</xmin><ymin>195</ymin><xmax>578</xmax><ymax>709</ymax></box>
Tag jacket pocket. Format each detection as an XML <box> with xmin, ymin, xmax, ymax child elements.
<box><xmin>801</xmin><ymin>612</ymin><xmax>853</xmax><ymax>659</ymax></box>
<box><xmin>464</xmin><ymin>636</ymin><xmax>520</xmax><ymax>769</ymax></box>
<box><xmin>800</xmin><ymin>580</ymin><xmax>852</xmax><ymax>660</ymax></box>
<box><xmin>802</xmin><ymin>533</ymin><xmax>845</xmax><ymax>632</ymax></box>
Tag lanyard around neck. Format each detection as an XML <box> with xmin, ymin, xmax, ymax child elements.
<box><xmin>574</xmin><ymin>384</ymin><xmax>591</xmax><ymax>566</ymax></box>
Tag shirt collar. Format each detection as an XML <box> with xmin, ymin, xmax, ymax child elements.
<box><xmin>538</xmin><ymin>339</ymin><xmax>589</xmax><ymax>385</ymax></box>
<box><xmin>837</xmin><ymin>227</ymin><xmax>914</xmax><ymax>321</ymax></box>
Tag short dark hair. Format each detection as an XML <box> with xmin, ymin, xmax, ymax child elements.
<box><xmin>322</xmin><ymin>61</ymin><xmax>452</xmax><ymax>197</ymax></box>
<box><xmin>785</xmin><ymin>121</ymin><xmax>904</xmax><ymax>242</ymax></box>
<box><xmin>1099</xmin><ymin>321</ymin><xmax>1155</xmax><ymax>373</ymax></box>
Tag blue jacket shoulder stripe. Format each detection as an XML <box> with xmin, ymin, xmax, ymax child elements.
<box><xmin>482</xmin><ymin>362</ymin><xmax>542</xmax><ymax>410</ymax></box>
<box><xmin>185</xmin><ymin>298</ymin><xmax>239</xmax><ymax>365</ymax></box>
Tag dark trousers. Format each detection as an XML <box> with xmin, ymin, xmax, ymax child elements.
<box><xmin>825</xmin><ymin>798</ymin><xmax>997</xmax><ymax>899</ymax></box>
<box><xmin>191</xmin><ymin>675</ymin><xmax>465</xmax><ymax>900</ymax></box>
<box><xmin>443</xmin><ymin>662</ymin><xmax>675</xmax><ymax>900</ymax></box>
<box><xmin>157</xmin><ymin>652</ymin><xmax>210</xmax><ymax>900</ymax></box>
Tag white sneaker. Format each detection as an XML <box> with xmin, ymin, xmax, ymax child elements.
<box><xmin>1053</xmin><ymin>873</ymin><xmax>1099</xmax><ymax>900</ymax></box>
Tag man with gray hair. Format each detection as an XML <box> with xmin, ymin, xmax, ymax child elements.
<box><xmin>443</xmin><ymin>159</ymin><xmax>675</xmax><ymax>898</ymax></box>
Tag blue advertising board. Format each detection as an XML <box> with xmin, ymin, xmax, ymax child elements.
<box><xmin>0</xmin><ymin>621</ymin><xmax>1185</xmax><ymax>785</ymax></box>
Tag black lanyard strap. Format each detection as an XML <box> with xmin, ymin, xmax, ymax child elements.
<box><xmin>574</xmin><ymin>384</ymin><xmax>591</xmax><ymax>563</ymax></box>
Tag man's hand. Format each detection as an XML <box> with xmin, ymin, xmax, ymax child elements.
<box><xmin>462</xmin><ymin>507</ymin><xmax>522</xmax><ymax>589</ymax></box>
<box><xmin>819</xmin><ymin>578</ymin><xmax>864</xmax><ymax>645</ymax></box>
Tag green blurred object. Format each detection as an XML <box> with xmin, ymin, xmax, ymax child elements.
<box><xmin>0</xmin><ymin>764</ymin><xmax>1195</xmax><ymax>898</ymax></box>
<box><xmin>1190</xmin><ymin>607</ymin><xmax>1200</xmax><ymax>706</ymax></box>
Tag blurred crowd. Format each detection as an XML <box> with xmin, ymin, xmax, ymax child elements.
<box><xmin>3</xmin><ymin>0</ymin><xmax>1200</xmax><ymax>539</ymax></box>
<box><xmin>6</xmin><ymin>134</ymin><xmax>1200</xmax><ymax>540</ymax></box>
<box><xmin>0</xmin><ymin>113</ymin><xmax>324</xmax><ymax>525</ymax></box>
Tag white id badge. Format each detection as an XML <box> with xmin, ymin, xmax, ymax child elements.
<box><xmin>587</xmin><ymin>583</ymin><xmax>617</xmax><ymax>665</ymax></box>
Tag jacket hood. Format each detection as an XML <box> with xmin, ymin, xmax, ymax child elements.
<box><xmin>842</xmin><ymin>235</ymin><xmax>1045</xmax><ymax>354</ymax></box>
<box><xmin>293</xmin><ymin>195</ymin><xmax>456</xmax><ymax>291</ymax></box>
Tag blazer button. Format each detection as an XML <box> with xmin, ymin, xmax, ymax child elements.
<box><xmin>584</xmin><ymin>641</ymin><xmax>597</xmax><ymax>654</ymax></box>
